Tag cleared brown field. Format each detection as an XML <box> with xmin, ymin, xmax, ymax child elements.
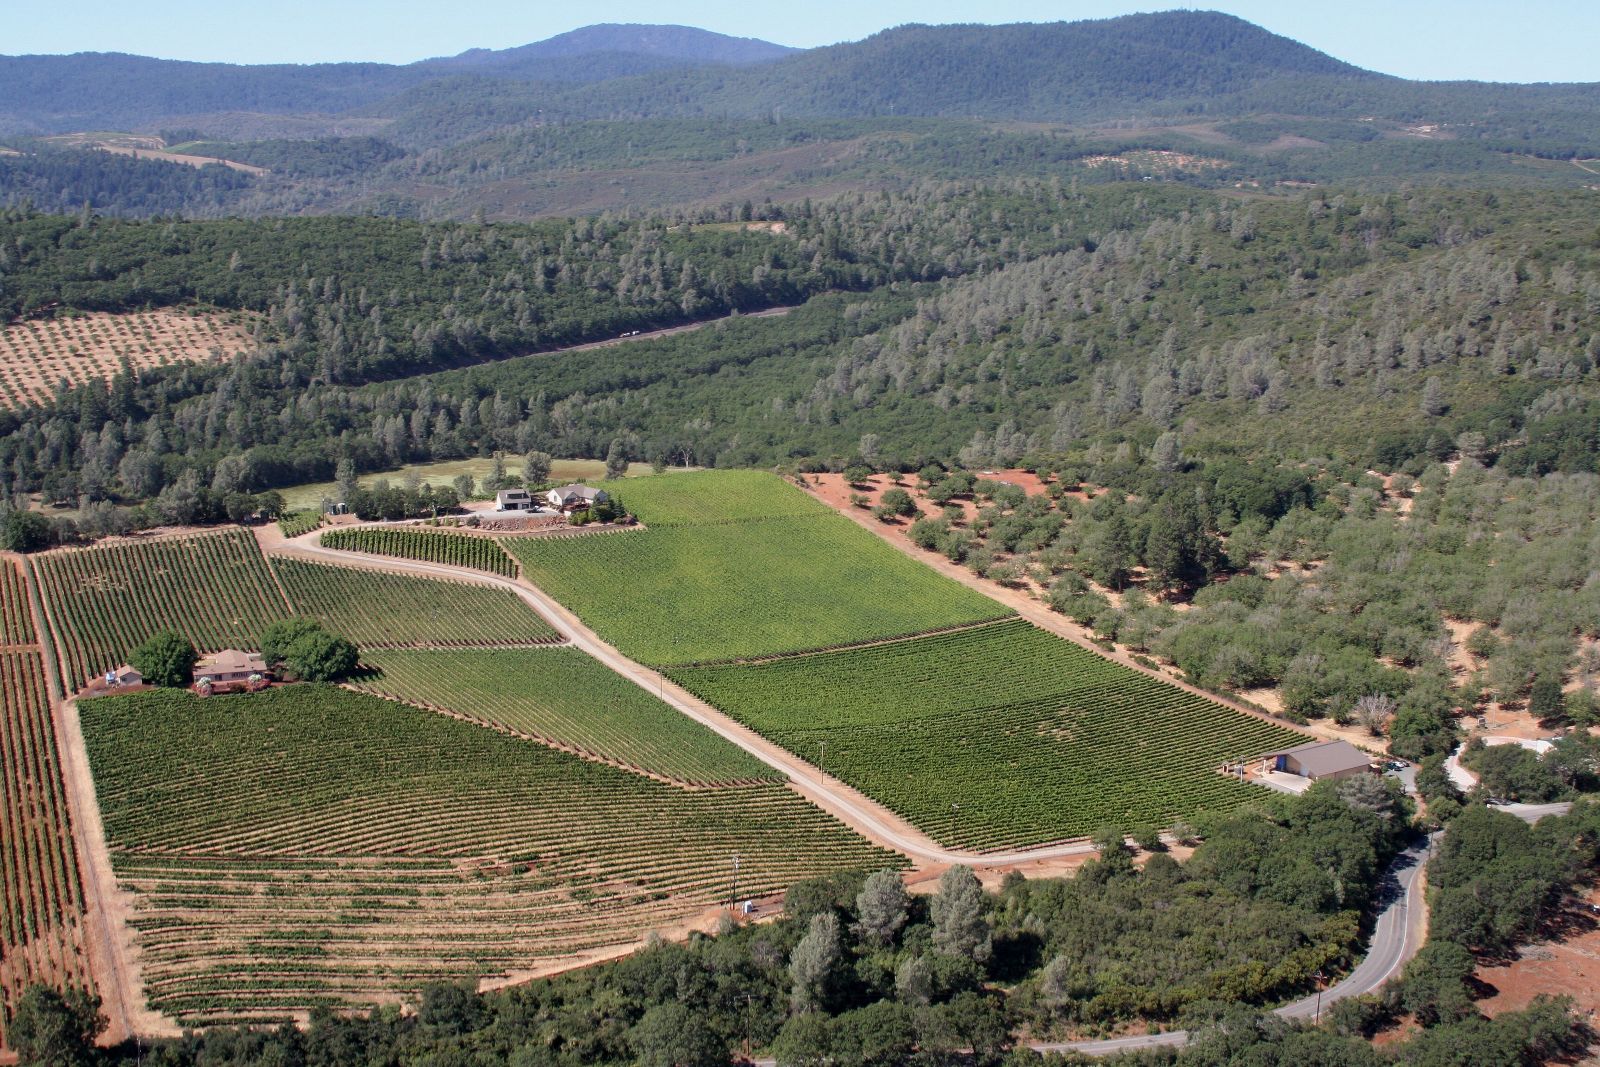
<box><xmin>0</xmin><ymin>309</ymin><xmax>258</xmax><ymax>409</ymax></box>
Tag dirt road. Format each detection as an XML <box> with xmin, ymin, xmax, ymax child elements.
<box><xmin>535</xmin><ymin>304</ymin><xmax>793</xmax><ymax>358</ymax></box>
<box><xmin>807</xmin><ymin>485</ymin><xmax>1310</xmax><ymax>735</ymax></box>
<box><xmin>271</xmin><ymin>531</ymin><xmax>1103</xmax><ymax>866</ymax></box>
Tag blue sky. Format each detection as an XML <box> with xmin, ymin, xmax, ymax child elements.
<box><xmin>10</xmin><ymin>1</ymin><xmax>1598</xmax><ymax>83</ymax></box>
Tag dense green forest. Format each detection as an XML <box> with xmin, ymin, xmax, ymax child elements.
<box><xmin>4</xmin><ymin>181</ymin><xmax>1596</xmax><ymax>750</ymax></box>
<box><xmin>12</xmin><ymin>792</ymin><xmax>1596</xmax><ymax>1065</ymax></box>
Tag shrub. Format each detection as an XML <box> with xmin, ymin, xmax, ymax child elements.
<box><xmin>131</xmin><ymin>629</ymin><xmax>197</xmax><ymax>688</ymax></box>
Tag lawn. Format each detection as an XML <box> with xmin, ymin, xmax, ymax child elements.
<box><xmin>672</xmin><ymin>619</ymin><xmax>1305</xmax><ymax>851</ymax></box>
<box><xmin>505</xmin><ymin>471</ymin><xmax>1010</xmax><ymax>665</ymax></box>
<box><xmin>276</xmin><ymin>457</ymin><xmax>659</xmax><ymax>512</ymax></box>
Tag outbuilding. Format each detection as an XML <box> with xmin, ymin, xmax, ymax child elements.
<box><xmin>103</xmin><ymin>664</ymin><xmax>144</xmax><ymax>688</ymax></box>
<box><xmin>496</xmin><ymin>488</ymin><xmax>535</xmax><ymax>512</ymax></box>
<box><xmin>1260</xmin><ymin>739</ymin><xmax>1374</xmax><ymax>782</ymax></box>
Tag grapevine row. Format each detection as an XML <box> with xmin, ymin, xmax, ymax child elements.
<box><xmin>272</xmin><ymin>559</ymin><xmax>561</xmax><ymax>649</ymax></box>
<box><xmin>320</xmin><ymin>527</ymin><xmax>516</xmax><ymax>577</ymax></box>
<box><xmin>351</xmin><ymin>648</ymin><xmax>777</xmax><ymax>785</ymax></box>
<box><xmin>673</xmin><ymin>619</ymin><xmax>1305</xmax><ymax>851</ymax></box>
<box><xmin>79</xmin><ymin>685</ymin><xmax>897</xmax><ymax>1026</ymax></box>
<box><xmin>0</xmin><ymin>650</ymin><xmax>94</xmax><ymax>1049</ymax></box>
<box><xmin>33</xmin><ymin>529</ymin><xmax>290</xmax><ymax>686</ymax></box>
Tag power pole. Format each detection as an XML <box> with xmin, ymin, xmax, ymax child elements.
<box><xmin>818</xmin><ymin>738</ymin><xmax>827</xmax><ymax>782</ymax></box>
<box><xmin>733</xmin><ymin>992</ymin><xmax>755</xmax><ymax>1062</ymax></box>
<box><xmin>731</xmin><ymin>854</ymin><xmax>740</xmax><ymax>913</ymax></box>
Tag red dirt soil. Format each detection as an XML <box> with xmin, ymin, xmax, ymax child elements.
<box><xmin>1475</xmin><ymin>884</ymin><xmax>1600</xmax><ymax>1032</ymax></box>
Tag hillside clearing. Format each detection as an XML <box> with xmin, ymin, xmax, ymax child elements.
<box><xmin>0</xmin><ymin>309</ymin><xmax>257</xmax><ymax>410</ymax></box>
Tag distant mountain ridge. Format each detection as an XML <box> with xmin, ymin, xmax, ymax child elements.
<box><xmin>0</xmin><ymin>23</ymin><xmax>796</xmax><ymax>134</ymax></box>
<box><xmin>424</xmin><ymin>24</ymin><xmax>797</xmax><ymax>70</ymax></box>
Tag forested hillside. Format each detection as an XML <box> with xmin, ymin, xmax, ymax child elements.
<box><xmin>3</xmin><ymin>12</ymin><xmax>1599</xmax><ymax>222</ymax></box>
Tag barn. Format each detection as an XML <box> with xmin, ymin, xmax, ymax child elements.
<box><xmin>1260</xmin><ymin>739</ymin><xmax>1374</xmax><ymax>782</ymax></box>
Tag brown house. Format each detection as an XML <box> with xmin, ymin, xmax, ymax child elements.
<box><xmin>194</xmin><ymin>650</ymin><xmax>270</xmax><ymax>692</ymax></box>
<box><xmin>1261</xmin><ymin>739</ymin><xmax>1374</xmax><ymax>782</ymax></box>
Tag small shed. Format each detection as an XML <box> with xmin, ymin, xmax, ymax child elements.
<box><xmin>103</xmin><ymin>664</ymin><xmax>143</xmax><ymax>688</ymax></box>
<box><xmin>496</xmin><ymin>488</ymin><xmax>535</xmax><ymax>512</ymax></box>
<box><xmin>545</xmin><ymin>483</ymin><xmax>608</xmax><ymax>512</ymax></box>
<box><xmin>1261</xmin><ymin>739</ymin><xmax>1374</xmax><ymax>782</ymax></box>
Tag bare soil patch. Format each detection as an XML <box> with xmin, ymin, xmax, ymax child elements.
<box><xmin>0</xmin><ymin>309</ymin><xmax>258</xmax><ymax>409</ymax></box>
<box><xmin>1475</xmin><ymin>885</ymin><xmax>1600</xmax><ymax>1048</ymax></box>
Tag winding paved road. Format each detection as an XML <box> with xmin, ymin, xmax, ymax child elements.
<box><xmin>276</xmin><ymin>530</ymin><xmax>1580</xmax><ymax>1058</ymax></box>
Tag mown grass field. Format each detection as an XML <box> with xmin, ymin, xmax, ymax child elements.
<box><xmin>274</xmin><ymin>559</ymin><xmax>559</xmax><ymax>648</ymax></box>
<box><xmin>672</xmin><ymin>619</ymin><xmax>1305</xmax><ymax>851</ymax></box>
<box><xmin>80</xmin><ymin>686</ymin><xmax>897</xmax><ymax>1027</ymax></box>
<box><xmin>507</xmin><ymin>471</ymin><xmax>1010</xmax><ymax>665</ymax></box>
<box><xmin>353</xmin><ymin>648</ymin><xmax>777</xmax><ymax>785</ymax></box>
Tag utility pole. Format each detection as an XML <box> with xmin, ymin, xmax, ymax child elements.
<box><xmin>733</xmin><ymin>992</ymin><xmax>755</xmax><ymax>1062</ymax></box>
<box><xmin>731</xmin><ymin>854</ymin><xmax>740</xmax><ymax>913</ymax></box>
<box><xmin>818</xmin><ymin>738</ymin><xmax>827</xmax><ymax>782</ymax></box>
<box><xmin>1314</xmin><ymin>970</ymin><xmax>1326</xmax><ymax>1023</ymax></box>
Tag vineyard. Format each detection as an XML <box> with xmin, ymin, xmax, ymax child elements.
<box><xmin>507</xmin><ymin>473</ymin><xmax>1008</xmax><ymax>665</ymax></box>
<box><xmin>0</xmin><ymin>594</ymin><xmax>94</xmax><ymax>1050</ymax></box>
<box><xmin>273</xmin><ymin>559</ymin><xmax>561</xmax><ymax>649</ymax></box>
<box><xmin>353</xmin><ymin>648</ymin><xmax>777</xmax><ymax>785</ymax></box>
<box><xmin>79</xmin><ymin>686</ymin><xmax>897</xmax><ymax>1027</ymax></box>
<box><xmin>609</xmin><ymin>469</ymin><xmax>834</xmax><ymax>527</ymax></box>
<box><xmin>672</xmin><ymin>619</ymin><xmax>1305</xmax><ymax>851</ymax></box>
<box><xmin>0</xmin><ymin>562</ymin><xmax>35</xmax><ymax>645</ymax></box>
<box><xmin>320</xmin><ymin>527</ymin><xmax>517</xmax><ymax>577</ymax></box>
<box><xmin>276</xmin><ymin>511</ymin><xmax>322</xmax><ymax>538</ymax></box>
<box><xmin>32</xmin><ymin>529</ymin><xmax>290</xmax><ymax>687</ymax></box>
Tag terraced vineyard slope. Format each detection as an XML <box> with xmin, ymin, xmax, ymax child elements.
<box><xmin>354</xmin><ymin>648</ymin><xmax>777</xmax><ymax>785</ymax></box>
<box><xmin>273</xmin><ymin>559</ymin><xmax>561</xmax><ymax>649</ymax></box>
<box><xmin>507</xmin><ymin>470</ymin><xmax>1010</xmax><ymax>665</ymax></box>
<box><xmin>0</xmin><ymin>563</ymin><xmax>94</xmax><ymax>1050</ymax></box>
<box><xmin>673</xmin><ymin>618</ymin><xmax>1305</xmax><ymax>851</ymax></box>
<box><xmin>80</xmin><ymin>686</ymin><xmax>897</xmax><ymax>1027</ymax></box>
<box><xmin>33</xmin><ymin>529</ymin><xmax>289</xmax><ymax>688</ymax></box>
<box><xmin>320</xmin><ymin>527</ymin><xmax>516</xmax><ymax>577</ymax></box>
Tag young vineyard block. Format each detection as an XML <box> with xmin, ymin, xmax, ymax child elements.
<box><xmin>673</xmin><ymin>619</ymin><xmax>1306</xmax><ymax>850</ymax></box>
<box><xmin>273</xmin><ymin>558</ymin><xmax>561</xmax><ymax>649</ymax></box>
<box><xmin>354</xmin><ymin>647</ymin><xmax>777</xmax><ymax>785</ymax></box>
<box><xmin>507</xmin><ymin>472</ymin><xmax>1009</xmax><ymax>665</ymax></box>
<box><xmin>79</xmin><ymin>685</ymin><xmax>899</xmax><ymax>1027</ymax></box>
